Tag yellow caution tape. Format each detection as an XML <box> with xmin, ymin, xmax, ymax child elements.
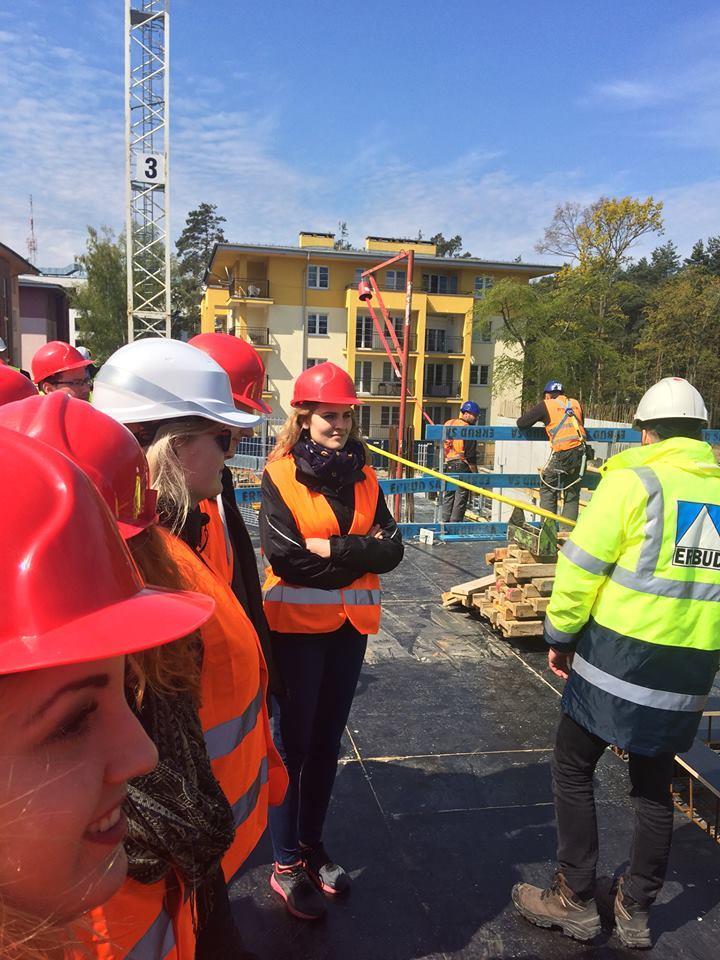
<box><xmin>367</xmin><ymin>443</ymin><xmax>577</xmax><ymax>528</ymax></box>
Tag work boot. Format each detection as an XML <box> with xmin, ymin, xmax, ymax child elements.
<box><xmin>301</xmin><ymin>841</ymin><xmax>351</xmax><ymax>895</ymax></box>
<box><xmin>614</xmin><ymin>876</ymin><xmax>652</xmax><ymax>949</ymax></box>
<box><xmin>270</xmin><ymin>862</ymin><xmax>327</xmax><ymax>920</ymax></box>
<box><xmin>512</xmin><ymin>871</ymin><xmax>601</xmax><ymax>942</ymax></box>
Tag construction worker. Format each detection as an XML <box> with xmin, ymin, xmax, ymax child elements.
<box><xmin>94</xmin><ymin>338</ymin><xmax>288</xmax><ymax>958</ymax></box>
<box><xmin>517</xmin><ymin>380</ymin><xmax>588</xmax><ymax>521</ymax></box>
<box><xmin>442</xmin><ymin>400</ymin><xmax>481</xmax><ymax>522</ymax></box>
<box><xmin>188</xmin><ymin>333</ymin><xmax>281</xmax><ymax>698</ymax></box>
<box><xmin>0</xmin><ymin>362</ymin><xmax>38</xmax><ymax>404</ymax></box>
<box><xmin>0</xmin><ymin>427</ymin><xmax>212</xmax><ymax>954</ymax></box>
<box><xmin>260</xmin><ymin>362</ymin><xmax>403</xmax><ymax>920</ymax></box>
<box><xmin>31</xmin><ymin>340</ymin><xmax>94</xmax><ymax>400</ymax></box>
<box><xmin>512</xmin><ymin>377</ymin><xmax>720</xmax><ymax>949</ymax></box>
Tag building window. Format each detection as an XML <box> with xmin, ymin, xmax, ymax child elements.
<box><xmin>307</xmin><ymin>264</ymin><xmax>329</xmax><ymax>289</ymax></box>
<box><xmin>358</xmin><ymin>405</ymin><xmax>371</xmax><ymax>434</ymax></box>
<box><xmin>380</xmin><ymin>405</ymin><xmax>400</xmax><ymax>427</ymax></box>
<box><xmin>356</xmin><ymin>314</ymin><xmax>373</xmax><ymax>349</ymax></box>
<box><xmin>479</xmin><ymin>364</ymin><xmax>489</xmax><ymax>385</ymax></box>
<box><xmin>426</xmin><ymin>328</ymin><xmax>447</xmax><ymax>352</ymax></box>
<box><xmin>421</xmin><ymin>272</ymin><xmax>458</xmax><ymax>294</ymax></box>
<box><xmin>477</xmin><ymin>407</ymin><xmax>488</xmax><ymax>425</ymax></box>
<box><xmin>386</xmin><ymin>269</ymin><xmax>406</xmax><ymax>290</ymax></box>
<box><xmin>214</xmin><ymin>314</ymin><xmax>226</xmax><ymax>333</ymax></box>
<box><xmin>474</xmin><ymin>276</ymin><xmax>493</xmax><ymax>298</ymax></box>
<box><xmin>307</xmin><ymin>313</ymin><xmax>328</xmax><ymax>335</ymax></box>
<box><xmin>382</xmin><ymin>361</ymin><xmax>401</xmax><ymax>382</ymax></box>
<box><xmin>470</xmin><ymin>364</ymin><xmax>478</xmax><ymax>385</ymax></box>
<box><xmin>428</xmin><ymin>405</ymin><xmax>452</xmax><ymax>425</ymax></box>
<box><xmin>305</xmin><ymin>357</ymin><xmax>327</xmax><ymax>369</ymax></box>
<box><xmin>353</xmin><ymin>267</ymin><xmax>363</xmax><ymax>286</ymax></box>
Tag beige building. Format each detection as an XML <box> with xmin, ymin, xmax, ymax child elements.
<box><xmin>200</xmin><ymin>233</ymin><xmax>557</xmax><ymax>438</ymax></box>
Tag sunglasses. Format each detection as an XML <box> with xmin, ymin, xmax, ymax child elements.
<box><xmin>213</xmin><ymin>429</ymin><xmax>235</xmax><ymax>453</ymax></box>
<box><xmin>55</xmin><ymin>376</ymin><xmax>94</xmax><ymax>387</ymax></box>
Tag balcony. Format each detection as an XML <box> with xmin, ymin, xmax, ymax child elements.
<box><xmin>245</xmin><ymin>327</ymin><xmax>273</xmax><ymax>350</ymax></box>
<box><xmin>424</xmin><ymin>381</ymin><xmax>462</xmax><ymax>398</ymax></box>
<box><xmin>354</xmin><ymin>379</ymin><xmax>416</xmax><ymax>398</ymax></box>
<box><xmin>230</xmin><ymin>278</ymin><xmax>271</xmax><ymax>300</ymax></box>
<box><xmin>424</xmin><ymin>334</ymin><xmax>464</xmax><ymax>354</ymax></box>
<box><xmin>356</xmin><ymin>333</ymin><xmax>417</xmax><ymax>352</ymax></box>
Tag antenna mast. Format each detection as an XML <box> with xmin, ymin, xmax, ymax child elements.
<box><xmin>27</xmin><ymin>195</ymin><xmax>38</xmax><ymax>264</ymax></box>
<box><xmin>125</xmin><ymin>1</ymin><xmax>171</xmax><ymax>340</ymax></box>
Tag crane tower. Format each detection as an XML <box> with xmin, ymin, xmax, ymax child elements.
<box><xmin>124</xmin><ymin>0</ymin><xmax>171</xmax><ymax>340</ymax></box>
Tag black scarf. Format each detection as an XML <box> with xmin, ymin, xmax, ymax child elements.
<box><xmin>293</xmin><ymin>434</ymin><xmax>365</xmax><ymax>485</ymax></box>
<box><xmin>124</xmin><ymin>688</ymin><xmax>235</xmax><ymax>904</ymax></box>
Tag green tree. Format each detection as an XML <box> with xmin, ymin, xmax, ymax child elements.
<box><xmin>174</xmin><ymin>202</ymin><xmax>227</xmax><ymax>334</ymax></box>
<box><xmin>637</xmin><ymin>268</ymin><xmax>720</xmax><ymax>423</ymax></box>
<box><xmin>334</xmin><ymin>221</ymin><xmax>352</xmax><ymax>250</ymax></box>
<box><xmin>71</xmin><ymin>227</ymin><xmax>127</xmax><ymax>363</ymax></box>
<box><xmin>429</xmin><ymin>232</ymin><xmax>472</xmax><ymax>257</ymax></box>
<box><xmin>685</xmin><ymin>236</ymin><xmax>720</xmax><ymax>275</ymax></box>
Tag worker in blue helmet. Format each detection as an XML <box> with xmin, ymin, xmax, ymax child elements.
<box><xmin>517</xmin><ymin>380</ymin><xmax>588</xmax><ymax>520</ymax></box>
<box><xmin>442</xmin><ymin>399</ymin><xmax>482</xmax><ymax>523</ymax></box>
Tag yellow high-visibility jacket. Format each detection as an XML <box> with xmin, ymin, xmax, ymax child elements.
<box><xmin>546</xmin><ymin>436</ymin><xmax>720</xmax><ymax>755</ymax></box>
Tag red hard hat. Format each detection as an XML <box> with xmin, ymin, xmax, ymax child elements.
<box><xmin>0</xmin><ymin>392</ymin><xmax>157</xmax><ymax>539</ymax></box>
<box><xmin>31</xmin><ymin>340</ymin><xmax>92</xmax><ymax>384</ymax></box>
<box><xmin>189</xmin><ymin>332</ymin><xmax>271</xmax><ymax>414</ymax></box>
<box><xmin>291</xmin><ymin>362</ymin><xmax>361</xmax><ymax>407</ymax></box>
<box><xmin>0</xmin><ymin>365</ymin><xmax>37</xmax><ymax>405</ymax></box>
<box><xmin>0</xmin><ymin>427</ymin><xmax>214</xmax><ymax>676</ymax></box>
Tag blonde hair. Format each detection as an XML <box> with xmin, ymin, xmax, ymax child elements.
<box><xmin>0</xmin><ymin>903</ymin><xmax>70</xmax><ymax>959</ymax></box>
<box><xmin>268</xmin><ymin>404</ymin><xmax>365</xmax><ymax>462</ymax></box>
<box><xmin>144</xmin><ymin>417</ymin><xmax>216</xmax><ymax>535</ymax></box>
<box><xmin>127</xmin><ymin>525</ymin><xmax>202</xmax><ymax>706</ymax></box>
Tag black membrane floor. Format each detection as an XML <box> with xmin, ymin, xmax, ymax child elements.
<box><xmin>231</xmin><ymin>538</ymin><xmax>720</xmax><ymax>959</ymax></box>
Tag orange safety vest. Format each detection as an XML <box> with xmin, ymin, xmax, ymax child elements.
<box><xmin>157</xmin><ymin>528</ymin><xmax>288</xmax><ymax>879</ymax></box>
<box><xmin>443</xmin><ymin>418</ymin><xmax>468</xmax><ymax>461</ymax></box>
<box><xmin>74</xmin><ymin>874</ymin><xmax>195</xmax><ymax>960</ymax></box>
<box><xmin>198</xmin><ymin>496</ymin><xmax>234</xmax><ymax>586</ymax></box>
<box><xmin>543</xmin><ymin>396</ymin><xmax>586</xmax><ymax>452</ymax></box>
<box><xmin>262</xmin><ymin>457</ymin><xmax>382</xmax><ymax>636</ymax></box>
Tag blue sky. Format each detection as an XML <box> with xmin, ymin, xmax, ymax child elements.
<box><xmin>1</xmin><ymin>0</ymin><xmax>719</xmax><ymax>265</ymax></box>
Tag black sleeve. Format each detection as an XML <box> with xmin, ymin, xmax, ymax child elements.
<box><xmin>462</xmin><ymin>438</ymin><xmax>478</xmax><ymax>466</ymax></box>
<box><xmin>259</xmin><ymin>471</ymin><xmax>363</xmax><ymax>589</ymax></box>
<box><xmin>516</xmin><ymin>402</ymin><xmax>549</xmax><ymax>429</ymax></box>
<box><xmin>330</xmin><ymin>488</ymin><xmax>404</xmax><ymax>574</ymax></box>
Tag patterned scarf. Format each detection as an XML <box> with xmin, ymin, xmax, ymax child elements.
<box><xmin>293</xmin><ymin>433</ymin><xmax>366</xmax><ymax>485</ymax></box>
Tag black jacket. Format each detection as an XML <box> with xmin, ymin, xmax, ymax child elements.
<box><xmin>259</xmin><ymin>456</ymin><xmax>404</xmax><ymax>591</ymax></box>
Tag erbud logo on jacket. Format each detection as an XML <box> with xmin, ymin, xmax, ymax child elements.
<box><xmin>674</xmin><ymin>501</ymin><xmax>720</xmax><ymax>569</ymax></box>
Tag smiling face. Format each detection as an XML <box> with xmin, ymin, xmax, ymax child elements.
<box><xmin>0</xmin><ymin>657</ymin><xmax>158</xmax><ymax>922</ymax></box>
<box><xmin>304</xmin><ymin>404</ymin><xmax>354</xmax><ymax>450</ymax></box>
<box><xmin>175</xmin><ymin>425</ymin><xmax>234</xmax><ymax>504</ymax></box>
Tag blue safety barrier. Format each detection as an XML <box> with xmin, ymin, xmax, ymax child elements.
<box><xmin>396</xmin><ymin>522</ymin><xmax>509</xmax><ymax>540</ymax></box>
<box><xmin>425</xmin><ymin>424</ymin><xmax>720</xmax><ymax>443</ymax></box>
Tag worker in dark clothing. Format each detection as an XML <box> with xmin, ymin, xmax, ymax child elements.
<box><xmin>260</xmin><ymin>362</ymin><xmax>403</xmax><ymax>922</ymax></box>
<box><xmin>442</xmin><ymin>400</ymin><xmax>481</xmax><ymax>522</ymax></box>
<box><xmin>517</xmin><ymin>380</ymin><xmax>587</xmax><ymax>521</ymax></box>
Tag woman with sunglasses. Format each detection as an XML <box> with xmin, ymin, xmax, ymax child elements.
<box><xmin>0</xmin><ymin>426</ymin><xmax>213</xmax><ymax>959</ymax></box>
<box><xmin>94</xmin><ymin>338</ymin><xmax>288</xmax><ymax>958</ymax></box>
<box><xmin>259</xmin><ymin>362</ymin><xmax>403</xmax><ymax>921</ymax></box>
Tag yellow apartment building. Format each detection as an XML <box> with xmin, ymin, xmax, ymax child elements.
<box><xmin>200</xmin><ymin>232</ymin><xmax>558</xmax><ymax>438</ymax></box>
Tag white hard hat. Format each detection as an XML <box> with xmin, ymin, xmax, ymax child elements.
<box><xmin>75</xmin><ymin>345</ymin><xmax>92</xmax><ymax>361</ymax></box>
<box><xmin>0</xmin><ymin>337</ymin><xmax>7</xmax><ymax>352</ymax></box>
<box><xmin>633</xmin><ymin>377</ymin><xmax>708</xmax><ymax>427</ymax></box>
<box><xmin>93</xmin><ymin>338</ymin><xmax>260</xmax><ymax>428</ymax></box>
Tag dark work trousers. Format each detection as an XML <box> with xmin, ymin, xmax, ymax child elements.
<box><xmin>442</xmin><ymin>458</ymin><xmax>470</xmax><ymax>522</ymax></box>
<box><xmin>553</xmin><ymin>713</ymin><xmax>675</xmax><ymax>907</ymax></box>
<box><xmin>539</xmin><ymin>446</ymin><xmax>585</xmax><ymax>521</ymax></box>
<box><xmin>269</xmin><ymin>621</ymin><xmax>368</xmax><ymax>865</ymax></box>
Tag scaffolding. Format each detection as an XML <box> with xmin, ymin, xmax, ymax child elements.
<box><xmin>125</xmin><ymin>1</ymin><xmax>171</xmax><ymax>340</ymax></box>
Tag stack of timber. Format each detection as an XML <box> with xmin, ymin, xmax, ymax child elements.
<box><xmin>445</xmin><ymin>544</ymin><xmax>557</xmax><ymax>639</ymax></box>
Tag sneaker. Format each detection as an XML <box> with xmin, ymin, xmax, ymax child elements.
<box><xmin>512</xmin><ymin>871</ymin><xmax>601</xmax><ymax>942</ymax></box>
<box><xmin>270</xmin><ymin>862</ymin><xmax>327</xmax><ymax>920</ymax></box>
<box><xmin>614</xmin><ymin>876</ymin><xmax>652</xmax><ymax>949</ymax></box>
<box><xmin>301</xmin><ymin>842</ymin><xmax>351</xmax><ymax>895</ymax></box>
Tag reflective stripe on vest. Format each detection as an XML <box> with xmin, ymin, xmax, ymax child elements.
<box><xmin>262</xmin><ymin>457</ymin><xmax>382</xmax><ymax>635</ymax></box>
<box><xmin>544</xmin><ymin>396</ymin><xmax>585</xmax><ymax>452</ymax></box>
<box><xmin>156</xmin><ymin>529</ymin><xmax>288</xmax><ymax>879</ymax></box>
<box><xmin>610</xmin><ymin>466</ymin><xmax>720</xmax><ymax>603</ymax></box>
<box><xmin>129</xmin><ymin>908</ymin><xmax>175</xmax><ymax>960</ymax></box>
<box><xmin>571</xmin><ymin>653</ymin><xmax>708</xmax><ymax>713</ymax></box>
